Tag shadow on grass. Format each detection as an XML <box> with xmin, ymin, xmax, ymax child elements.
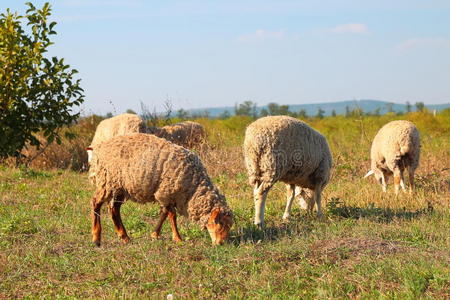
<box><xmin>326</xmin><ymin>197</ymin><xmax>434</xmax><ymax>223</ymax></box>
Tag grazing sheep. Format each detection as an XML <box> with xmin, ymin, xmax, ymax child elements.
<box><xmin>364</xmin><ymin>120</ymin><xmax>420</xmax><ymax>194</ymax></box>
<box><xmin>149</xmin><ymin>121</ymin><xmax>206</xmax><ymax>149</ymax></box>
<box><xmin>90</xmin><ymin>113</ymin><xmax>146</xmax><ymax>148</ymax></box>
<box><xmin>88</xmin><ymin>133</ymin><xmax>232</xmax><ymax>246</ymax></box>
<box><xmin>243</xmin><ymin>116</ymin><xmax>332</xmax><ymax>227</ymax></box>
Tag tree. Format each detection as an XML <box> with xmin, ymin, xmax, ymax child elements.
<box><xmin>331</xmin><ymin>109</ymin><xmax>337</xmax><ymax>117</ymax></box>
<box><xmin>259</xmin><ymin>108</ymin><xmax>268</xmax><ymax>117</ymax></box>
<box><xmin>345</xmin><ymin>106</ymin><xmax>350</xmax><ymax>117</ymax></box>
<box><xmin>0</xmin><ymin>3</ymin><xmax>84</xmax><ymax>161</ymax></box>
<box><xmin>415</xmin><ymin>102</ymin><xmax>425</xmax><ymax>112</ymax></box>
<box><xmin>298</xmin><ymin>109</ymin><xmax>308</xmax><ymax>119</ymax></box>
<box><xmin>316</xmin><ymin>107</ymin><xmax>325</xmax><ymax>119</ymax></box>
<box><xmin>235</xmin><ymin>101</ymin><xmax>257</xmax><ymax>118</ymax></box>
<box><xmin>176</xmin><ymin>109</ymin><xmax>189</xmax><ymax>120</ymax></box>
<box><xmin>218</xmin><ymin>110</ymin><xmax>230</xmax><ymax>119</ymax></box>
<box><xmin>405</xmin><ymin>101</ymin><xmax>412</xmax><ymax>113</ymax></box>
<box><xmin>126</xmin><ymin>109</ymin><xmax>136</xmax><ymax>114</ymax></box>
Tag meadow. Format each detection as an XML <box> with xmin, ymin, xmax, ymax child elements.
<box><xmin>1</xmin><ymin>111</ymin><xmax>449</xmax><ymax>298</ymax></box>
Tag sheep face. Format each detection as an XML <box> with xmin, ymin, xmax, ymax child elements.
<box><xmin>206</xmin><ymin>208</ymin><xmax>232</xmax><ymax>245</ymax></box>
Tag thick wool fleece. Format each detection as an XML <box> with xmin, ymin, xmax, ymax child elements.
<box><xmin>90</xmin><ymin>113</ymin><xmax>146</xmax><ymax>147</ymax></box>
<box><xmin>89</xmin><ymin>133</ymin><xmax>231</xmax><ymax>227</ymax></box>
<box><xmin>244</xmin><ymin>116</ymin><xmax>332</xmax><ymax>190</ymax></box>
<box><xmin>149</xmin><ymin>121</ymin><xmax>206</xmax><ymax>149</ymax></box>
<box><xmin>370</xmin><ymin>120</ymin><xmax>420</xmax><ymax>173</ymax></box>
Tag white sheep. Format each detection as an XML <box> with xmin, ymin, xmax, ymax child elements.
<box><xmin>364</xmin><ymin>120</ymin><xmax>420</xmax><ymax>194</ymax></box>
<box><xmin>88</xmin><ymin>133</ymin><xmax>232</xmax><ymax>246</ymax></box>
<box><xmin>243</xmin><ymin>116</ymin><xmax>332</xmax><ymax>227</ymax></box>
<box><xmin>90</xmin><ymin>113</ymin><xmax>146</xmax><ymax>148</ymax></box>
<box><xmin>149</xmin><ymin>121</ymin><xmax>206</xmax><ymax>149</ymax></box>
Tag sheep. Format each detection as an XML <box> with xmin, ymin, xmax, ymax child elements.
<box><xmin>243</xmin><ymin>116</ymin><xmax>332</xmax><ymax>227</ymax></box>
<box><xmin>88</xmin><ymin>133</ymin><xmax>232</xmax><ymax>246</ymax></box>
<box><xmin>90</xmin><ymin>113</ymin><xmax>146</xmax><ymax>148</ymax></box>
<box><xmin>149</xmin><ymin>121</ymin><xmax>206</xmax><ymax>149</ymax></box>
<box><xmin>364</xmin><ymin>120</ymin><xmax>420</xmax><ymax>194</ymax></box>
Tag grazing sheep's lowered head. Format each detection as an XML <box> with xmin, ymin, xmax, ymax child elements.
<box><xmin>206</xmin><ymin>208</ymin><xmax>233</xmax><ymax>245</ymax></box>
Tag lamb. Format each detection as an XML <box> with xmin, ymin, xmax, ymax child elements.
<box><xmin>149</xmin><ymin>121</ymin><xmax>206</xmax><ymax>149</ymax></box>
<box><xmin>89</xmin><ymin>113</ymin><xmax>146</xmax><ymax>148</ymax></box>
<box><xmin>88</xmin><ymin>133</ymin><xmax>232</xmax><ymax>246</ymax></box>
<box><xmin>243</xmin><ymin>116</ymin><xmax>332</xmax><ymax>227</ymax></box>
<box><xmin>364</xmin><ymin>120</ymin><xmax>420</xmax><ymax>194</ymax></box>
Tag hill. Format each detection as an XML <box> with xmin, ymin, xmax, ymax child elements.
<box><xmin>187</xmin><ymin>99</ymin><xmax>450</xmax><ymax>117</ymax></box>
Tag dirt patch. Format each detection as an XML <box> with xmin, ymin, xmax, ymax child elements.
<box><xmin>307</xmin><ymin>237</ymin><xmax>408</xmax><ymax>265</ymax></box>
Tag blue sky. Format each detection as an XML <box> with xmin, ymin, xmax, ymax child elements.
<box><xmin>4</xmin><ymin>0</ymin><xmax>450</xmax><ymax>114</ymax></box>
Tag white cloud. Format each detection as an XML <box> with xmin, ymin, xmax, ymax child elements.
<box><xmin>330</xmin><ymin>23</ymin><xmax>369</xmax><ymax>34</ymax></box>
<box><xmin>237</xmin><ymin>29</ymin><xmax>286</xmax><ymax>42</ymax></box>
<box><xmin>395</xmin><ymin>37</ymin><xmax>450</xmax><ymax>51</ymax></box>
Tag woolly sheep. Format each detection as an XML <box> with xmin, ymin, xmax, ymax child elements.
<box><xmin>90</xmin><ymin>113</ymin><xmax>146</xmax><ymax>148</ymax></box>
<box><xmin>88</xmin><ymin>133</ymin><xmax>232</xmax><ymax>246</ymax></box>
<box><xmin>364</xmin><ymin>120</ymin><xmax>420</xmax><ymax>194</ymax></box>
<box><xmin>243</xmin><ymin>116</ymin><xmax>332</xmax><ymax>227</ymax></box>
<box><xmin>149</xmin><ymin>121</ymin><xmax>206</xmax><ymax>149</ymax></box>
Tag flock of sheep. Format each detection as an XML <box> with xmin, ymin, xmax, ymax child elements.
<box><xmin>86</xmin><ymin>113</ymin><xmax>420</xmax><ymax>246</ymax></box>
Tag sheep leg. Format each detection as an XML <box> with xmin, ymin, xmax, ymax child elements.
<box><xmin>282</xmin><ymin>184</ymin><xmax>295</xmax><ymax>220</ymax></box>
<box><xmin>408</xmin><ymin>167</ymin><xmax>415</xmax><ymax>193</ymax></box>
<box><xmin>167</xmin><ymin>205</ymin><xmax>182</xmax><ymax>242</ymax></box>
<box><xmin>381</xmin><ymin>173</ymin><xmax>387</xmax><ymax>193</ymax></box>
<box><xmin>313</xmin><ymin>186</ymin><xmax>323</xmax><ymax>217</ymax></box>
<box><xmin>400</xmin><ymin>170</ymin><xmax>407</xmax><ymax>193</ymax></box>
<box><xmin>91</xmin><ymin>196</ymin><xmax>104</xmax><ymax>247</ymax></box>
<box><xmin>254</xmin><ymin>183</ymin><xmax>270</xmax><ymax>228</ymax></box>
<box><xmin>109</xmin><ymin>196</ymin><xmax>130</xmax><ymax>244</ymax></box>
<box><xmin>393</xmin><ymin>168</ymin><xmax>401</xmax><ymax>196</ymax></box>
<box><xmin>151</xmin><ymin>206</ymin><xmax>169</xmax><ymax>239</ymax></box>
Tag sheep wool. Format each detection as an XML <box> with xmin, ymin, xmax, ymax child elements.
<box><xmin>89</xmin><ymin>133</ymin><xmax>231</xmax><ymax>228</ymax></box>
<box><xmin>367</xmin><ymin>120</ymin><xmax>420</xmax><ymax>193</ymax></box>
<box><xmin>90</xmin><ymin>113</ymin><xmax>146</xmax><ymax>148</ymax></box>
<box><xmin>244</xmin><ymin>116</ymin><xmax>332</xmax><ymax>226</ymax></box>
<box><xmin>149</xmin><ymin>121</ymin><xmax>206</xmax><ymax>149</ymax></box>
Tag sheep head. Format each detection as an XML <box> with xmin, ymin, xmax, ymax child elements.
<box><xmin>206</xmin><ymin>208</ymin><xmax>232</xmax><ymax>245</ymax></box>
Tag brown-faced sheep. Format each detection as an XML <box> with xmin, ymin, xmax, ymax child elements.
<box><xmin>88</xmin><ymin>133</ymin><xmax>232</xmax><ymax>246</ymax></box>
<box><xmin>149</xmin><ymin>121</ymin><xmax>206</xmax><ymax>149</ymax></box>
<box><xmin>243</xmin><ymin>116</ymin><xmax>332</xmax><ymax>227</ymax></box>
<box><xmin>364</xmin><ymin>120</ymin><xmax>420</xmax><ymax>194</ymax></box>
<box><xmin>90</xmin><ymin>113</ymin><xmax>146</xmax><ymax>148</ymax></box>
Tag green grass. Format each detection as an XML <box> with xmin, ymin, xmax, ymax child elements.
<box><xmin>0</xmin><ymin>166</ymin><xmax>448</xmax><ymax>299</ymax></box>
<box><xmin>1</xmin><ymin>112</ymin><xmax>449</xmax><ymax>298</ymax></box>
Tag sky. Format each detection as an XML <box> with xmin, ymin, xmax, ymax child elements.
<box><xmin>3</xmin><ymin>0</ymin><xmax>450</xmax><ymax>115</ymax></box>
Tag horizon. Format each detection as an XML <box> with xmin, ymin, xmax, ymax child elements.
<box><xmin>4</xmin><ymin>0</ymin><xmax>450</xmax><ymax>115</ymax></box>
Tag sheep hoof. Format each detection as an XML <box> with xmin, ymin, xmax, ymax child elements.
<box><xmin>121</xmin><ymin>236</ymin><xmax>131</xmax><ymax>244</ymax></box>
<box><xmin>150</xmin><ymin>232</ymin><xmax>160</xmax><ymax>239</ymax></box>
<box><xmin>93</xmin><ymin>240</ymin><xmax>101</xmax><ymax>247</ymax></box>
<box><xmin>282</xmin><ymin>213</ymin><xmax>290</xmax><ymax>220</ymax></box>
<box><xmin>173</xmin><ymin>237</ymin><xmax>182</xmax><ymax>243</ymax></box>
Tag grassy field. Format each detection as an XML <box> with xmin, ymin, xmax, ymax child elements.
<box><xmin>1</xmin><ymin>112</ymin><xmax>449</xmax><ymax>298</ymax></box>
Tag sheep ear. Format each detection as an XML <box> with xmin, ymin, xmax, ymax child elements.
<box><xmin>364</xmin><ymin>170</ymin><xmax>374</xmax><ymax>178</ymax></box>
<box><xmin>210</xmin><ymin>208</ymin><xmax>221</xmax><ymax>224</ymax></box>
<box><xmin>86</xmin><ymin>147</ymin><xmax>93</xmax><ymax>163</ymax></box>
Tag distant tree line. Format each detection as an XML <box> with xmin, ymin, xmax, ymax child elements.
<box><xmin>110</xmin><ymin>100</ymin><xmax>428</xmax><ymax>121</ymax></box>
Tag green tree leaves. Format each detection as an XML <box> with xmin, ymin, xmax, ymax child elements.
<box><xmin>0</xmin><ymin>2</ymin><xmax>84</xmax><ymax>162</ymax></box>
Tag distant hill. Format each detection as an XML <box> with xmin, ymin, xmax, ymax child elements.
<box><xmin>187</xmin><ymin>99</ymin><xmax>450</xmax><ymax>118</ymax></box>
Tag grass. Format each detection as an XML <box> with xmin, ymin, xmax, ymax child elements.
<box><xmin>1</xmin><ymin>112</ymin><xmax>449</xmax><ymax>298</ymax></box>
